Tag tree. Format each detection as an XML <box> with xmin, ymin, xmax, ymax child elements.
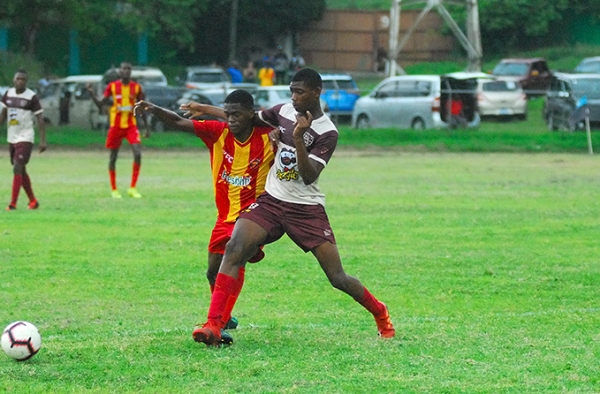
<box><xmin>0</xmin><ymin>0</ymin><xmax>118</xmax><ymax>55</ymax></box>
<box><xmin>453</xmin><ymin>0</ymin><xmax>600</xmax><ymax>53</ymax></box>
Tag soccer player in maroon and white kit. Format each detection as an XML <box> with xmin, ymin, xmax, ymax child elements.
<box><xmin>134</xmin><ymin>90</ymin><xmax>275</xmax><ymax>343</ymax></box>
<box><xmin>1</xmin><ymin>69</ymin><xmax>47</xmax><ymax>211</ymax></box>
<box><xmin>192</xmin><ymin>68</ymin><xmax>395</xmax><ymax>346</ymax></box>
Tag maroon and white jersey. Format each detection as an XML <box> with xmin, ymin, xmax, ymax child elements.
<box><xmin>1</xmin><ymin>87</ymin><xmax>43</xmax><ymax>144</ymax></box>
<box><xmin>258</xmin><ymin>103</ymin><xmax>338</xmax><ymax>206</ymax></box>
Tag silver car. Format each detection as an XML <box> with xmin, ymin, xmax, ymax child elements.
<box><xmin>38</xmin><ymin>75</ymin><xmax>106</xmax><ymax>130</ymax></box>
<box><xmin>352</xmin><ymin>73</ymin><xmax>481</xmax><ymax>130</ymax></box>
<box><xmin>477</xmin><ymin>78</ymin><xmax>528</xmax><ymax>120</ymax></box>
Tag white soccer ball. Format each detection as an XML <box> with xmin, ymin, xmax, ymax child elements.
<box><xmin>1</xmin><ymin>321</ymin><xmax>42</xmax><ymax>361</ymax></box>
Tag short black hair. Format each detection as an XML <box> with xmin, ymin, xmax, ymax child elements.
<box><xmin>15</xmin><ymin>69</ymin><xmax>28</xmax><ymax>75</ymax></box>
<box><xmin>291</xmin><ymin>68</ymin><xmax>322</xmax><ymax>90</ymax></box>
<box><xmin>224</xmin><ymin>89</ymin><xmax>255</xmax><ymax>110</ymax></box>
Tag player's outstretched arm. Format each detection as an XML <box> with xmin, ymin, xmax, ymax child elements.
<box><xmin>180</xmin><ymin>101</ymin><xmax>226</xmax><ymax>120</ymax></box>
<box><xmin>86</xmin><ymin>83</ymin><xmax>107</xmax><ymax>112</ymax></box>
<box><xmin>134</xmin><ymin>100</ymin><xmax>195</xmax><ymax>133</ymax></box>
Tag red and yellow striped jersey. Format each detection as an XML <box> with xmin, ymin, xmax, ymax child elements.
<box><xmin>103</xmin><ymin>80</ymin><xmax>144</xmax><ymax>129</ymax></box>
<box><xmin>192</xmin><ymin>120</ymin><xmax>274</xmax><ymax>223</ymax></box>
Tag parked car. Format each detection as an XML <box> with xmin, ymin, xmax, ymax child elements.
<box><xmin>351</xmin><ymin>72</ymin><xmax>480</xmax><ymax>130</ymax></box>
<box><xmin>38</xmin><ymin>75</ymin><xmax>106</xmax><ymax>130</ymax></box>
<box><xmin>477</xmin><ymin>78</ymin><xmax>528</xmax><ymax>120</ymax></box>
<box><xmin>320</xmin><ymin>73</ymin><xmax>360</xmax><ymax>119</ymax></box>
<box><xmin>543</xmin><ymin>72</ymin><xmax>600</xmax><ymax>131</ymax></box>
<box><xmin>143</xmin><ymin>85</ymin><xmax>187</xmax><ymax>131</ymax></box>
<box><xmin>253</xmin><ymin>85</ymin><xmax>292</xmax><ymax>110</ymax></box>
<box><xmin>491</xmin><ymin>58</ymin><xmax>553</xmax><ymax>97</ymax></box>
<box><xmin>177</xmin><ymin>66</ymin><xmax>230</xmax><ymax>89</ymax></box>
<box><xmin>574</xmin><ymin>57</ymin><xmax>600</xmax><ymax>73</ymax></box>
<box><xmin>101</xmin><ymin>66</ymin><xmax>168</xmax><ymax>87</ymax></box>
<box><xmin>174</xmin><ymin>84</ymin><xmax>258</xmax><ymax>121</ymax></box>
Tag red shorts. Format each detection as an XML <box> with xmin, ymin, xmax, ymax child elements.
<box><xmin>105</xmin><ymin>126</ymin><xmax>141</xmax><ymax>149</ymax></box>
<box><xmin>9</xmin><ymin>142</ymin><xmax>33</xmax><ymax>165</ymax></box>
<box><xmin>209</xmin><ymin>217</ymin><xmax>265</xmax><ymax>263</ymax></box>
<box><xmin>239</xmin><ymin>193</ymin><xmax>336</xmax><ymax>252</ymax></box>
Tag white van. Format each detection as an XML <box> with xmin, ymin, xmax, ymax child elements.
<box><xmin>101</xmin><ymin>66</ymin><xmax>168</xmax><ymax>87</ymax></box>
<box><xmin>38</xmin><ymin>75</ymin><xmax>106</xmax><ymax>130</ymax></box>
<box><xmin>351</xmin><ymin>73</ymin><xmax>481</xmax><ymax>130</ymax></box>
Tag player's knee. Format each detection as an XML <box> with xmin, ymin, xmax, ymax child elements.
<box><xmin>328</xmin><ymin>273</ymin><xmax>349</xmax><ymax>292</ymax></box>
<box><xmin>223</xmin><ymin>239</ymin><xmax>251</xmax><ymax>266</ymax></box>
<box><xmin>206</xmin><ymin>270</ymin><xmax>217</xmax><ymax>284</ymax></box>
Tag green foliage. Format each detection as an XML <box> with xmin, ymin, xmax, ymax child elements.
<box><xmin>0</xmin><ymin>51</ymin><xmax>46</xmax><ymax>87</ymax></box>
<box><xmin>1</xmin><ymin>151</ymin><xmax>599</xmax><ymax>392</ymax></box>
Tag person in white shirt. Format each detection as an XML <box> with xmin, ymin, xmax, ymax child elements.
<box><xmin>0</xmin><ymin>69</ymin><xmax>47</xmax><ymax>210</ymax></box>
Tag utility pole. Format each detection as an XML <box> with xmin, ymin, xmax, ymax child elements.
<box><xmin>228</xmin><ymin>0</ymin><xmax>238</xmax><ymax>63</ymax></box>
<box><xmin>387</xmin><ymin>0</ymin><xmax>482</xmax><ymax>76</ymax></box>
<box><xmin>466</xmin><ymin>0</ymin><xmax>482</xmax><ymax>71</ymax></box>
<box><xmin>388</xmin><ymin>0</ymin><xmax>402</xmax><ymax>76</ymax></box>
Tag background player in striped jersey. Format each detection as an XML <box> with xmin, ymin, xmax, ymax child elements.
<box><xmin>134</xmin><ymin>90</ymin><xmax>275</xmax><ymax>339</ymax></box>
<box><xmin>1</xmin><ymin>69</ymin><xmax>47</xmax><ymax>211</ymax></box>
<box><xmin>89</xmin><ymin>62</ymin><xmax>149</xmax><ymax>199</ymax></box>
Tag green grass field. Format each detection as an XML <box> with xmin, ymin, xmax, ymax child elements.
<box><xmin>1</xmin><ymin>149</ymin><xmax>599</xmax><ymax>393</ymax></box>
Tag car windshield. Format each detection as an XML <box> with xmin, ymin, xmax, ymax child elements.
<box><xmin>492</xmin><ymin>63</ymin><xmax>529</xmax><ymax>76</ymax></box>
<box><xmin>571</xmin><ymin>78</ymin><xmax>600</xmax><ymax>99</ymax></box>
<box><xmin>136</xmin><ymin>76</ymin><xmax>166</xmax><ymax>85</ymax></box>
<box><xmin>321</xmin><ymin>78</ymin><xmax>357</xmax><ymax>91</ymax></box>
<box><xmin>190</xmin><ymin>73</ymin><xmax>225</xmax><ymax>83</ymax></box>
<box><xmin>274</xmin><ymin>89</ymin><xmax>292</xmax><ymax>99</ymax></box>
<box><xmin>574</xmin><ymin>61</ymin><xmax>600</xmax><ymax>73</ymax></box>
<box><xmin>482</xmin><ymin>80</ymin><xmax>520</xmax><ymax>92</ymax></box>
<box><xmin>322</xmin><ymin>80</ymin><xmax>336</xmax><ymax>90</ymax></box>
<box><xmin>336</xmin><ymin>80</ymin><xmax>357</xmax><ymax>90</ymax></box>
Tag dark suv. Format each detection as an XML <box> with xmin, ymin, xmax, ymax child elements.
<box><xmin>492</xmin><ymin>58</ymin><xmax>553</xmax><ymax>97</ymax></box>
<box><xmin>544</xmin><ymin>72</ymin><xmax>600</xmax><ymax>131</ymax></box>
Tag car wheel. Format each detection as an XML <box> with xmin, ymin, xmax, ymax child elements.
<box><xmin>546</xmin><ymin>114</ymin><xmax>557</xmax><ymax>131</ymax></box>
<box><xmin>356</xmin><ymin>114</ymin><xmax>371</xmax><ymax>129</ymax></box>
<box><xmin>152</xmin><ymin>119</ymin><xmax>165</xmax><ymax>133</ymax></box>
<box><xmin>411</xmin><ymin>117</ymin><xmax>425</xmax><ymax>130</ymax></box>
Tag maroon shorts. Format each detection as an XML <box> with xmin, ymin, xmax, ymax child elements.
<box><xmin>209</xmin><ymin>217</ymin><xmax>265</xmax><ymax>263</ymax></box>
<box><xmin>106</xmin><ymin>126</ymin><xmax>141</xmax><ymax>149</ymax></box>
<box><xmin>239</xmin><ymin>193</ymin><xmax>336</xmax><ymax>252</ymax></box>
<box><xmin>9</xmin><ymin>142</ymin><xmax>33</xmax><ymax>165</ymax></box>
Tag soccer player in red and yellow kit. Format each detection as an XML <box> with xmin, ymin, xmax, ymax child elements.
<box><xmin>134</xmin><ymin>90</ymin><xmax>275</xmax><ymax>340</ymax></box>
<box><xmin>89</xmin><ymin>62</ymin><xmax>149</xmax><ymax>199</ymax></box>
<box><xmin>190</xmin><ymin>68</ymin><xmax>395</xmax><ymax>347</ymax></box>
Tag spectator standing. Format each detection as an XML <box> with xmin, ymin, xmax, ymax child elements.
<box><xmin>88</xmin><ymin>62</ymin><xmax>149</xmax><ymax>199</ymax></box>
<box><xmin>242</xmin><ymin>61</ymin><xmax>258</xmax><ymax>84</ymax></box>
<box><xmin>273</xmin><ymin>46</ymin><xmax>289</xmax><ymax>85</ymax></box>
<box><xmin>227</xmin><ymin>61</ymin><xmax>243</xmax><ymax>84</ymax></box>
<box><xmin>288</xmin><ymin>52</ymin><xmax>306</xmax><ymax>81</ymax></box>
<box><xmin>258</xmin><ymin>61</ymin><xmax>275</xmax><ymax>86</ymax></box>
<box><xmin>1</xmin><ymin>69</ymin><xmax>47</xmax><ymax>211</ymax></box>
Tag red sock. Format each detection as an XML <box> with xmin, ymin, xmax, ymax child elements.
<box><xmin>358</xmin><ymin>287</ymin><xmax>386</xmax><ymax>317</ymax></box>
<box><xmin>131</xmin><ymin>162</ymin><xmax>140</xmax><ymax>188</ymax></box>
<box><xmin>209</xmin><ymin>283</ymin><xmax>215</xmax><ymax>294</ymax></box>
<box><xmin>207</xmin><ymin>273</ymin><xmax>238</xmax><ymax>327</ymax></box>
<box><xmin>221</xmin><ymin>267</ymin><xmax>245</xmax><ymax>327</ymax></box>
<box><xmin>21</xmin><ymin>173</ymin><xmax>36</xmax><ymax>202</ymax></box>
<box><xmin>109</xmin><ymin>169</ymin><xmax>117</xmax><ymax>190</ymax></box>
<box><xmin>10</xmin><ymin>174</ymin><xmax>23</xmax><ymax>206</ymax></box>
